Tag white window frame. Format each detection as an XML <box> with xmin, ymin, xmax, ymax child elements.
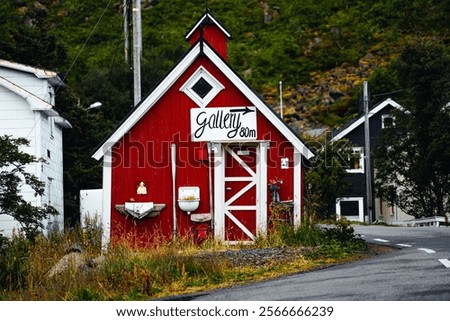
<box><xmin>47</xmin><ymin>177</ymin><xmax>54</xmax><ymax>205</ymax></box>
<box><xmin>381</xmin><ymin>114</ymin><xmax>396</xmax><ymax>128</ymax></box>
<box><xmin>346</xmin><ymin>147</ymin><xmax>364</xmax><ymax>173</ymax></box>
<box><xmin>336</xmin><ymin>197</ymin><xmax>364</xmax><ymax>222</ymax></box>
<box><xmin>179</xmin><ymin>66</ymin><xmax>224</xmax><ymax>108</ymax></box>
<box><xmin>49</xmin><ymin>116</ymin><xmax>54</xmax><ymax>139</ymax></box>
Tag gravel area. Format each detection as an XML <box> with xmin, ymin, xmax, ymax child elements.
<box><xmin>195</xmin><ymin>246</ymin><xmax>312</xmax><ymax>267</ymax></box>
<box><xmin>194</xmin><ymin>243</ymin><xmax>396</xmax><ymax>268</ymax></box>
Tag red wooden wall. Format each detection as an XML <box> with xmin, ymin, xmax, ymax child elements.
<box><xmin>109</xmin><ymin>55</ymin><xmax>300</xmax><ymax>246</ymax></box>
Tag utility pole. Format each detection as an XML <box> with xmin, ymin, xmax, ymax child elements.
<box><xmin>363</xmin><ymin>81</ymin><xmax>372</xmax><ymax>224</ymax></box>
<box><xmin>279</xmin><ymin>80</ymin><xmax>283</xmax><ymax>120</ymax></box>
<box><xmin>124</xmin><ymin>0</ymin><xmax>142</xmax><ymax>107</ymax></box>
<box><xmin>132</xmin><ymin>0</ymin><xmax>142</xmax><ymax>106</ymax></box>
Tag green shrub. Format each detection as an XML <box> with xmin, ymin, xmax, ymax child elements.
<box><xmin>267</xmin><ymin>217</ymin><xmax>366</xmax><ymax>259</ymax></box>
<box><xmin>0</xmin><ymin>235</ymin><xmax>31</xmax><ymax>290</ymax></box>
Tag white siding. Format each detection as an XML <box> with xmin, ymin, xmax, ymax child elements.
<box><xmin>0</xmin><ymin>68</ymin><xmax>52</xmax><ymax>104</ymax></box>
<box><xmin>0</xmin><ymin>64</ymin><xmax>66</xmax><ymax>237</ymax></box>
<box><xmin>40</xmin><ymin>114</ymin><xmax>65</xmax><ymax>231</ymax></box>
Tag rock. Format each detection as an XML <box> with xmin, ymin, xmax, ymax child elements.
<box><xmin>242</xmin><ymin>68</ymin><xmax>252</xmax><ymax>77</ymax></box>
<box><xmin>89</xmin><ymin>255</ymin><xmax>106</xmax><ymax>268</ymax></box>
<box><xmin>47</xmin><ymin>252</ymin><xmax>86</xmax><ymax>278</ymax></box>
<box><xmin>65</xmin><ymin>243</ymin><xmax>86</xmax><ymax>254</ymax></box>
<box><xmin>47</xmin><ymin>245</ymin><xmax>105</xmax><ymax>278</ymax></box>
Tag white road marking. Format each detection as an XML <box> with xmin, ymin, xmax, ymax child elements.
<box><xmin>418</xmin><ymin>248</ymin><xmax>436</xmax><ymax>254</ymax></box>
<box><xmin>396</xmin><ymin>243</ymin><xmax>412</xmax><ymax>248</ymax></box>
<box><xmin>438</xmin><ymin>259</ymin><xmax>450</xmax><ymax>268</ymax></box>
<box><xmin>373</xmin><ymin>238</ymin><xmax>390</xmax><ymax>243</ymax></box>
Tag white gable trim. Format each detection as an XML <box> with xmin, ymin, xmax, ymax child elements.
<box><xmin>0</xmin><ymin>75</ymin><xmax>58</xmax><ymax>115</ymax></box>
<box><xmin>92</xmin><ymin>42</ymin><xmax>202</xmax><ymax>160</ymax></box>
<box><xmin>185</xmin><ymin>12</ymin><xmax>231</xmax><ymax>40</ymax></box>
<box><xmin>331</xmin><ymin>98</ymin><xmax>403</xmax><ymax>142</ymax></box>
<box><xmin>0</xmin><ymin>59</ymin><xmax>59</xmax><ymax>79</ymax></box>
<box><xmin>93</xmin><ymin>41</ymin><xmax>313</xmax><ymax>160</ymax></box>
<box><xmin>202</xmin><ymin>45</ymin><xmax>314</xmax><ymax>159</ymax></box>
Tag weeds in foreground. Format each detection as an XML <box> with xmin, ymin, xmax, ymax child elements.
<box><xmin>0</xmin><ymin>219</ymin><xmax>366</xmax><ymax>300</ymax></box>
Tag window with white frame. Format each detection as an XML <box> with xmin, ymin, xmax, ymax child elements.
<box><xmin>346</xmin><ymin>147</ymin><xmax>364</xmax><ymax>173</ymax></box>
<box><xmin>49</xmin><ymin>116</ymin><xmax>54</xmax><ymax>139</ymax></box>
<box><xmin>336</xmin><ymin>197</ymin><xmax>364</xmax><ymax>222</ymax></box>
<box><xmin>47</xmin><ymin>177</ymin><xmax>53</xmax><ymax>205</ymax></box>
<box><xmin>180</xmin><ymin>66</ymin><xmax>224</xmax><ymax>107</ymax></box>
<box><xmin>381</xmin><ymin>114</ymin><xmax>395</xmax><ymax>128</ymax></box>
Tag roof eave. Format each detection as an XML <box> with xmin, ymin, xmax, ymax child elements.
<box><xmin>0</xmin><ymin>59</ymin><xmax>60</xmax><ymax>80</ymax></box>
<box><xmin>185</xmin><ymin>12</ymin><xmax>232</xmax><ymax>40</ymax></box>
<box><xmin>331</xmin><ymin>98</ymin><xmax>403</xmax><ymax>141</ymax></box>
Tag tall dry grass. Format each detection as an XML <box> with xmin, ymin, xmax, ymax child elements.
<box><xmin>0</xmin><ymin>218</ymin><xmax>365</xmax><ymax>300</ymax></box>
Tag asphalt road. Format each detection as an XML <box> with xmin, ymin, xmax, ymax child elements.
<box><xmin>184</xmin><ymin>225</ymin><xmax>450</xmax><ymax>301</ymax></box>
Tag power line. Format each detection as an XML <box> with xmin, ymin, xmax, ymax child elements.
<box><xmin>56</xmin><ymin>0</ymin><xmax>113</xmax><ymax>94</ymax></box>
<box><xmin>371</xmin><ymin>89</ymin><xmax>407</xmax><ymax>98</ymax></box>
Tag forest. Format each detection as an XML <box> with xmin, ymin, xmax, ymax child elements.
<box><xmin>1</xmin><ymin>0</ymin><xmax>449</xmax><ymax>224</ymax></box>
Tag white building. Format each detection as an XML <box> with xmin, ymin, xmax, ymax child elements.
<box><xmin>0</xmin><ymin>59</ymin><xmax>71</xmax><ymax>237</ymax></box>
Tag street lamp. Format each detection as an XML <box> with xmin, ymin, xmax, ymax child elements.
<box><xmin>88</xmin><ymin>102</ymin><xmax>102</xmax><ymax>110</ymax></box>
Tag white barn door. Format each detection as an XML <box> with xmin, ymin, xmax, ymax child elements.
<box><xmin>213</xmin><ymin>143</ymin><xmax>267</xmax><ymax>243</ymax></box>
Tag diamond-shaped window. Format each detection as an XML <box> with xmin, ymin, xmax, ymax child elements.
<box><xmin>180</xmin><ymin>66</ymin><xmax>224</xmax><ymax>107</ymax></box>
<box><xmin>191</xmin><ymin>77</ymin><xmax>213</xmax><ymax>99</ymax></box>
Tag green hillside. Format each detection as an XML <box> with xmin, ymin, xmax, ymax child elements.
<box><xmin>1</xmin><ymin>0</ymin><xmax>449</xmax><ymax>223</ymax></box>
<box><xmin>2</xmin><ymin>0</ymin><xmax>449</xmax><ymax>128</ymax></box>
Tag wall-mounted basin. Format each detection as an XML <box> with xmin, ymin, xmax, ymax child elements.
<box><xmin>178</xmin><ymin>186</ymin><xmax>200</xmax><ymax>214</ymax></box>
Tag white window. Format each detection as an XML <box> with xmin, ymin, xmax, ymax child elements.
<box><xmin>336</xmin><ymin>197</ymin><xmax>365</xmax><ymax>222</ymax></box>
<box><xmin>180</xmin><ymin>66</ymin><xmax>224</xmax><ymax>107</ymax></box>
<box><xmin>49</xmin><ymin>117</ymin><xmax>54</xmax><ymax>139</ymax></box>
<box><xmin>382</xmin><ymin>114</ymin><xmax>395</xmax><ymax>128</ymax></box>
<box><xmin>47</xmin><ymin>177</ymin><xmax>54</xmax><ymax>205</ymax></box>
<box><xmin>346</xmin><ymin>147</ymin><xmax>364</xmax><ymax>173</ymax></box>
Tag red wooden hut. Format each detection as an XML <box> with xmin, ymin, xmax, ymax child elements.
<box><xmin>92</xmin><ymin>10</ymin><xmax>313</xmax><ymax>247</ymax></box>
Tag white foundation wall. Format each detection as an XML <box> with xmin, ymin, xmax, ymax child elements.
<box><xmin>80</xmin><ymin>189</ymin><xmax>103</xmax><ymax>228</ymax></box>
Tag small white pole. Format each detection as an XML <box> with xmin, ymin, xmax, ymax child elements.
<box><xmin>279</xmin><ymin>80</ymin><xmax>283</xmax><ymax>120</ymax></box>
<box><xmin>171</xmin><ymin>143</ymin><xmax>177</xmax><ymax>240</ymax></box>
<box><xmin>208</xmin><ymin>142</ymin><xmax>214</xmax><ymax>233</ymax></box>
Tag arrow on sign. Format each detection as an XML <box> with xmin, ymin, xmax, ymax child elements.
<box><xmin>230</xmin><ymin>106</ymin><xmax>255</xmax><ymax>115</ymax></box>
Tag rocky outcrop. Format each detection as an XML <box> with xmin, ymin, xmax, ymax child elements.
<box><xmin>266</xmin><ymin>52</ymin><xmax>391</xmax><ymax>132</ymax></box>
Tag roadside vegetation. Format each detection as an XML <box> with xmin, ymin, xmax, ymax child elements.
<box><xmin>0</xmin><ymin>218</ymin><xmax>366</xmax><ymax>301</ymax></box>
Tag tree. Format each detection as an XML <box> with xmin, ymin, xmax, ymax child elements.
<box><xmin>56</xmin><ymin>88</ymin><xmax>113</xmax><ymax>227</ymax></box>
<box><xmin>374</xmin><ymin>40</ymin><xmax>450</xmax><ymax>218</ymax></box>
<box><xmin>0</xmin><ymin>1</ymin><xmax>66</xmax><ymax>69</ymax></box>
<box><xmin>304</xmin><ymin>136</ymin><xmax>353</xmax><ymax>221</ymax></box>
<box><xmin>0</xmin><ymin>135</ymin><xmax>58</xmax><ymax>240</ymax></box>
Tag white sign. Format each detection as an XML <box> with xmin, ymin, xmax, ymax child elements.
<box><xmin>190</xmin><ymin>106</ymin><xmax>257</xmax><ymax>141</ymax></box>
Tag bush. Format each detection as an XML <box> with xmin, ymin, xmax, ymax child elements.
<box><xmin>317</xmin><ymin>218</ymin><xmax>367</xmax><ymax>258</ymax></box>
<box><xmin>0</xmin><ymin>234</ymin><xmax>31</xmax><ymax>291</ymax></box>
<box><xmin>267</xmin><ymin>217</ymin><xmax>366</xmax><ymax>259</ymax></box>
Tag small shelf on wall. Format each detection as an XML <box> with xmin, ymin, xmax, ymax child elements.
<box><xmin>115</xmin><ymin>203</ymin><xmax>166</xmax><ymax>219</ymax></box>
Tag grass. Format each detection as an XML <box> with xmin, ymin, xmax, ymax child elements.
<box><xmin>0</xmin><ymin>218</ymin><xmax>368</xmax><ymax>300</ymax></box>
